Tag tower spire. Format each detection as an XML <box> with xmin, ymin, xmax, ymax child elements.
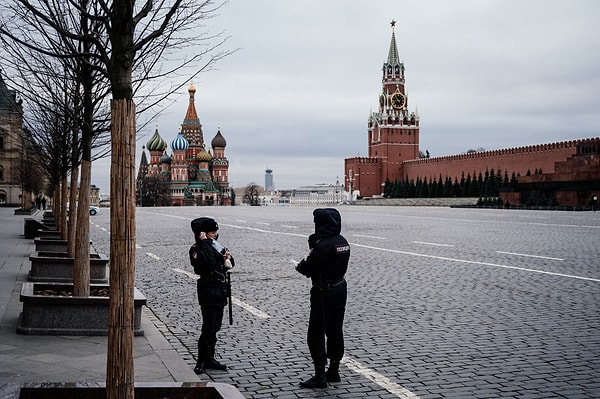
<box><xmin>387</xmin><ymin>20</ymin><xmax>400</xmax><ymax>66</ymax></box>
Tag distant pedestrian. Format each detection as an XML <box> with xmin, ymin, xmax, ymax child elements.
<box><xmin>35</xmin><ymin>195</ymin><xmax>41</xmax><ymax>210</ymax></box>
<box><xmin>189</xmin><ymin>217</ymin><xmax>234</xmax><ymax>374</ymax></box>
<box><xmin>295</xmin><ymin>208</ymin><xmax>350</xmax><ymax>388</ymax></box>
<box><xmin>41</xmin><ymin>197</ymin><xmax>47</xmax><ymax>210</ymax></box>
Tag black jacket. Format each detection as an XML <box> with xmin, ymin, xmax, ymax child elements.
<box><xmin>189</xmin><ymin>238</ymin><xmax>234</xmax><ymax>306</ymax></box>
<box><xmin>296</xmin><ymin>208</ymin><xmax>350</xmax><ymax>286</ymax></box>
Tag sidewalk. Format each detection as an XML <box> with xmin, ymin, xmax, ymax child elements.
<box><xmin>0</xmin><ymin>207</ymin><xmax>200</xmax><ymax>384</ymax></box>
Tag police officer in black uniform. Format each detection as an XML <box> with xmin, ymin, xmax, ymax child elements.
<box><xmin>189</xmin><ymin>217</ymin><xmax>234</xmax><ymax>374</ymax></box>
<box><xmin>296</xmin><ymin>208</ymin><xmax>350</xmax><ymax>388</ymax></box>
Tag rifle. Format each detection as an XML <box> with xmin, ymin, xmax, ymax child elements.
<box><xmin>318</xmin><ymin>274</ymin><xmax>326</xmax><ymax>332</ymax></box>
<box><xmin>227</xmin><ymin>271</ymin><xmax>233</xmax><ymax>325</ymax></box>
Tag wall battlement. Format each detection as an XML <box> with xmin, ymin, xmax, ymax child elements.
<box><xmin>404</xmin><ymin>138</ymin><xmax>599</xmax><ymax>167</ymax></box>
<box><xmin>351</xmin><ymin>157</ymin><xmax>380</xmax><ymax>165</ymax></box>
<box><xmin>400</xmin><ymin>137</ymin><xmax>600</xmax><ymax>185</ymax></box>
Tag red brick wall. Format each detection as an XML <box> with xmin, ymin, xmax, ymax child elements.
<box><xmin>344</xmin><ymin>157</ymin><xmax>382</xmax><ymax>197</ymax></box>
<box><xmin>402</xmin><ymin>140</ymin><xmax>581</xmax><ymax>182</ymax></box>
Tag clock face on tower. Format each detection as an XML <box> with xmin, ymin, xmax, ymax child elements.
<box><xmin>390</xmin><ymin>92</ymin><xmax>406</xmax><ymax>109</ymax></box>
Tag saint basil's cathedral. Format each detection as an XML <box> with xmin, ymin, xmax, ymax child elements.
<box><xmin>136</xmin><ymin>84</ymin><xmax>231</xmax><ymax>206</ymax></box>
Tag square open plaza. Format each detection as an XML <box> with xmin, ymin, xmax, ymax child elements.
<box><xmin>83</xmin><ymin>206</ymin><xmax>600</xmax><ymax>397</ymax></box>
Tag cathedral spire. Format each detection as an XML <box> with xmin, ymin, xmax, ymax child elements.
<box><xmin>183</xmin><ymin>83</ymin><xmax>201</xmax><ymax>128</ymax></box>
<box><xmin>181</xmin><ymin>83</ymin><xmax>204</xmax><ymax>146</ymax></box>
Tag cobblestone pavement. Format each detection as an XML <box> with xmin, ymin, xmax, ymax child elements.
<box><xmin>89</xmin><ymin>206</ymin><xmax>600</xmax><ymax>398</ymax></box>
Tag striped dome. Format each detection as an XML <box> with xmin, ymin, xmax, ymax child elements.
<box><xmin>146</xmin><ymin>125</ymin><xmax>167</xmax><ymax>152</ymax></box>
<box><xmin>171</xmin><ymin>128</ymin><xmax>189</xmax><ymax>151</ymax></box>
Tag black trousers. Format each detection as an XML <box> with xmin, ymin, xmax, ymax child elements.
<box><xmin>307</xmin><ymin>280</ymin><xmax>347</xmax><ymax>367</ymax></box>
<box><xmin>198</xmin><ymin>304</ymin><xmax>224</xmax><ymax>363</ymax></box>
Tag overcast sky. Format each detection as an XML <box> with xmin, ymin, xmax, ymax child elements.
<box><xmin>91</xmin><ymin>0</ymin><xmax>600</xmax><ymax>195</ymax></box>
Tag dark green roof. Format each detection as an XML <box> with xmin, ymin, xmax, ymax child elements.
<box><xmin>0</xmin><ymin>73</ymin><xmax>20</xmax><ymax>110</ymax></box>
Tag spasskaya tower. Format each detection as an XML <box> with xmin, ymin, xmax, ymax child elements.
<box><xmin>344</xmin><ymin>20</ymin><xmax>420</xmax><ymax>198</ymax></box>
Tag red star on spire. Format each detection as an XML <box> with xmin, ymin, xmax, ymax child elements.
<box><xmin>391</xmin><ymin>20</ymin><xmax>396</xmax><ymax>28</ymax></box>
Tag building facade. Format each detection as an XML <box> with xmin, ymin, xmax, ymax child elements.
<box><xmin>0</xmin><ymin>73</ymin><xmax>40</xmax><ymax>207</ymax></box>
<box><xmin>137</xmin><ymin>84</ymin><xmax>231</xmax><ymax>206</ymax></box>
<box><xmin>0</xmin><ymin>74</ymin><xmax>23</xmax><ymax>206</ymax></box>
<box><xmin>290</xmin><ymin>180</ymin><xmax>343</xmax><ymax>205</ymax></box>
<box><xmin>345</xmin><ymin>22</ymin><xmax>599</xmax><ymax>206</ymax></box>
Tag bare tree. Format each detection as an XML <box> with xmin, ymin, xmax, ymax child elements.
<box><xmin>0</xmin><ymin>0</ymin><xmax>234</xmax><ymax>397</ymax></box>
<box><xmin>15</xmin><ymin>129</ymin><xmax>45</xmax><ymax>208</ymax></box>
<box><xmin>466</xmin><ymin>147</ymin><xmax>486</xmax><ymax>154</ymax></box>
<box><xmin>244</xmin><ymin>182</ymin><xmax>261</xmax><ymax>206</ymax></box>
<box><xmin>22</xmin><ymin>88</ymin><xmax>75</xmax><ymax>236</ymax></box>
<box><xmin>1</xmin><ymin>24</ymin><xmax>111</xmax><ymax>291</ymax></box>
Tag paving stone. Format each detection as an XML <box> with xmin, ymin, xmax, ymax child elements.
<box><xmin>87</xmin><ymin>206</ymin><xmax>600</xmax><ymax>398</ymax></box>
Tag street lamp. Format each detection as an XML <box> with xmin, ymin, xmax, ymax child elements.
<box><xmin>346</xmin><ymin>169</ymin><xmax>354</xmax><ymax>201</ymax></box>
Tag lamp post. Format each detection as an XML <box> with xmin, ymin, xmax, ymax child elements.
<box><xmin>346</xmin><ymin>169</ymin><xmax>354</xmax><ymax>202</ymax></box>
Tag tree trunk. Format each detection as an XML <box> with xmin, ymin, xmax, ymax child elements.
<box><xmin>107</xmin><ymin>98</ymin><xmax>136</xmax><ymax>399</ymax></box>
<box><xmin>53</xmin><ymin>186</ymin><xmax>60</xmax><ymax>228</ymax></box>
<box><xmin>73</xmin><ymin>159</ymin><xmax>91</xmax><ymax>297</ymax></box>
<box><xmin>60</xmin><ymin>176</ymin><xmax>68</xmax><ymax>239</ymax></box>
<box><xmin>74</xmin><ymin>41</ymin><xmax>93</xmax><ymax>297</ymax></box>
<box><xmin>52</xmin><ymin>187</ymin><xmax>59</xmax><ymax>229</ymax></box>
<box><xmin>67</xmin><ymin>166</ymin><xmax>79</xmax><ymax>257</ymax></box>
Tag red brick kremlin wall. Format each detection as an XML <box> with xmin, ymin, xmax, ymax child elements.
<box><xmin>401</xmin><ymin>139</ymin><xmax>590</xmax><ymax>183</ymax></box>
<box><xmin>344</xmin><ymin>157</ymin><xmax>382</xmax><ymax>197</ymax></box>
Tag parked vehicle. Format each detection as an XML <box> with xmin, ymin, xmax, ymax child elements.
<box><xmin>67</xmin><ymin>204</ymin><xmax>100</xmax><ymax>216</ymax></box>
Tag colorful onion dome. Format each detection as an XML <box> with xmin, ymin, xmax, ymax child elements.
<box><xmin>196</xmin><ymin>145</ymin><xmax>212</xmax><ymax>162</ymax></box>
<box><xmin>171</xmin><ymin>127</ymin><xmax>189</xmax><ymax>151</ymax></box>
<box><xmin>211</xmin><ymin>126</ymin><xmax>227</xmax><ymax>148</ymax></box>
<box><xmin>160</xmin><ymin>151</ymin><xmax>172</xmax><ymax>164</ymax></box>
<box><xmin>146</xmin><ymin>124</ymin><xmax>167</xmax><ymax>152</ymax></box>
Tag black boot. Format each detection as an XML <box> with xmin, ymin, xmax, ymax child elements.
<box><xmin>326</xmin><ymin>359</ymin><xmax>341</xmax><ymax>383</ymax></box>
<box><xmin>204</xmin><ymin>358</ymin><xmax>227</xmax><ymax>371</ymax></box>
<box><xmin>205</xmin><ymin>344</ymin><xmax>227</xmax><ymax>371</ymax></box>
<box><xmin>194</xmin><ymin>340</ymin><xmax>208</xmax><ymax>374</ymax></box>
<box><xmin>193</xmin><ymin>362</ymin><xmax>205</xmax><ymax>375</ymax></box>
<box><xmin>300</xmin><ymin>364</ymin><xmax>327</xmax><ymax>388</ymax></box>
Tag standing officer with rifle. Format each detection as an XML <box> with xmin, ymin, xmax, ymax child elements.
<box><xmin>296</xmin><ymin>208</ymin><xmax>350</xmax><ymax>388</ymax></box>
<box><xmin>189</xmin><ymin>217</ymin><xmax>234</xmax><ymax>374</ymax></box>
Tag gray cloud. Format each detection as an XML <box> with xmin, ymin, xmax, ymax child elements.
<box><xmin>92</xmin><ymin>0</ymin><xmax>600</xmax><ymax>195</ymax></box>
